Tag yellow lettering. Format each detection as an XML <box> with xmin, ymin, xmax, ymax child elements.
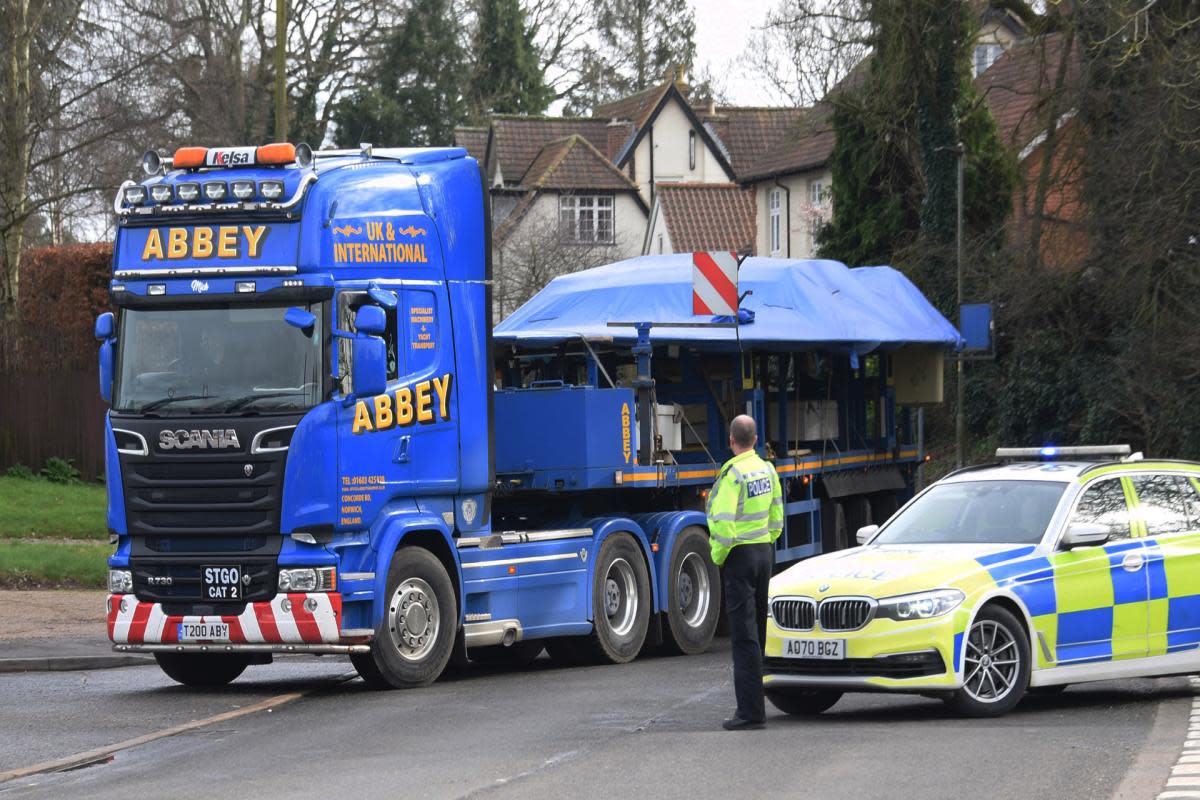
<box><xmin>242</xmin><ymin>225</ymin><xmax>266</xmax><ymax>258</ymax></box>
<box><xmin>142</xmin><ymin>229</ymin><xmax>163</xmax><ymax>260</ymax></box>
<box><xmin>217</xmin><ymin>226</ymin><xmax>238</xmax><ymax>258</ymax></box>
<box><xmin>352</xmin><ymin>400</ymin><xmax>374</xmax><ymax>434</ymax></box>
<box><xmin>416</xmin><ymin>244</ymin><xmax>427</xmax><ymax>262</ymax></box>
<box><xmin>373</xmin><ymin>393</ymin><xmax>394</xmax><ymax>430</ymax></box>
<box><xmin>167</xmin><ymin>228</ymin><xmax>188</xmax><ymax>259</ymax></box>
<box><xmin>193</xmin><ymin>226</ymin><xmax>213</xmax><ymax>258</ymax></box>
<box><xmin>395</xmin><ymin>387</ymin><xmax>413</xmax><ymax>425</ymax></box>
<box><xmin>432</xmin><ymin>373</ymin><xmax>452</xmax><ymax>420</ymax></box>
<box><xmin>415</xmin><ymin>380</ymin><xmax>433</xmax><ymax>423</ymax></box>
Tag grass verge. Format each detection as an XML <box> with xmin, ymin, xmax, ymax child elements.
<box><xmin>0</xmin><ymin>477</ymin><xmax>107</xmax><ymax>540</ymax></box>
<box><xmin>0</xmin><ymin>540</ymin><xmax>110</xmax><ymax>589</ymax></box>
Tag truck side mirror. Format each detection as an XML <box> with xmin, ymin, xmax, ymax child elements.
<box><xmin>96</xmin><ymin>312</ymin><xmax>115</xmax><ymax>404</ymax></box>
<box><xmin>284</xmin><ymin>307</ymin><xmax>316</xmax><ymax>337</ymax></box>
<box><xmin>351</xmin><ymin>306</ymin><xmax>387</xmax><ymax>398</ymax></box>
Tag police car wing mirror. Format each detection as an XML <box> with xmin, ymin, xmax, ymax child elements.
<box><xmin>856</xmin><ymin>524</ymin><xmax>879</xmax><ymax>545</ymax></box>
<box><xmin>1061</xmin><ymin>523</ymin><xmax>1110</xmax><ymax>549</ymax></box>
<box><xmin>284</xmin><ymin>307</ymin><xmax>316</xmax><ymax>337</ymax></box>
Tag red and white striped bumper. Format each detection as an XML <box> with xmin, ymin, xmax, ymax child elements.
<box><xmin>106</xmin><ymin>593</ymin><xmax>364</xmax><ymax>652</ymax></box>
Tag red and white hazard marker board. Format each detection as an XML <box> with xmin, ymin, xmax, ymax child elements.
<box><xmin>692</xmin><ymin>251</ymin><xmax>739</xmax><ymax>315</ymax></box>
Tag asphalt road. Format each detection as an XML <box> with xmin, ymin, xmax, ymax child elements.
<box><xmin>0</xmin><ymin>640</ymin><xmax>1191</xmax><ymax>800</ymax></box>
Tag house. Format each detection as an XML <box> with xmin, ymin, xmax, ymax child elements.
<box><xmin>739</xmin><ymin>3</ymin><xmax>1030</xmax><ymax>260</ymax></box>
<box><xmin>456</xmin><ymin>75</ymin><xmax>803</xmax><ymax>317</ymax></box>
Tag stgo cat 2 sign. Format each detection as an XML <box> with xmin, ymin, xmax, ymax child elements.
<box><xmin>116</xmin><ymin>222</ymin><xmax>299</xmax><ymax>271</ymax></box>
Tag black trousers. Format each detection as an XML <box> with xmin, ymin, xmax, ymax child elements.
<box><xmin>723</xmin><ymin>542</ymin><xmax>773</xmax><ymax>722</ymax></box>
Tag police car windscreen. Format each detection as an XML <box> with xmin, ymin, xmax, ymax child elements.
<box><xmin>873</xmin><ymin>480</ymin><xmax>1067</xmax><ymax>545</ymax></box>
<box><xmin>113</xmin><ymin>304</ymin><xmax>323</xmax><ymax>415</ymax></box>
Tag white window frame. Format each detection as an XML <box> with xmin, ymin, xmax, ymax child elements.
<box><xmin>559</xmin><ymin>194</ymin><xmax>615</xmax><ymax>245</ymax></box>
<box><xmin>769</xmin><ymin>188</ymin><xmax>782</xmax><ymax>256</ymax></box>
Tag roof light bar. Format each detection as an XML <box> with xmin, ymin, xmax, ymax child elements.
<box><xmin>173</xmin><ymin>147</ymin><xmax>207</xmax><ymax>169</ymax></box>
<box><xmin>257</xmin><ymin>143</ymin><xmax>296</xmax><ymax>165</ymax></box>
<box><xmin>995</xmin><ymin>445</ymin><xmax>1132</xmax><ymax>461</ymax></box>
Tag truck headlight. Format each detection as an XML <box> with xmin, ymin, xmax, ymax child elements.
<box><xmin>278</xmin><ymin>567</ymin><xmax>336</xmax><ymax>593</ymax></box>
<box><xmin>108</xmin><ymin>569</ymin><xmax>133</xmax><ymax>594</ymax></box>
<box><xmin>876</xmin><ymin>589</ymin><xmax>964</xmax><ymax>621</ymax></box>
<box><xmin>122</xmin><ymin>186</ymin><xmax>147</xmax><ymax>206</ymax></box>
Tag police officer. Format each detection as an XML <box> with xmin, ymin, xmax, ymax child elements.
<box><xmin>707</xmin><ymin>414</ymin><xmax>783</xmax><ymax>730</ymax></box>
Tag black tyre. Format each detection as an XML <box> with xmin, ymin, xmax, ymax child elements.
<box><xmin>843</xmin><ymin>495</ymin><xmax>873</xmax><ymax>541</ymax></box>
<box><xmin>353</xmin><ymin>547</ymin><xmax>457</xmax><ymax>689</ymax></box>
<box><xmin>945</xmin><ymin>605</ymin><xmax>1031</xmax><ymax>717</ymax></box>
<box><xmin>821</xmin><ymin>500</ymin><xmax>849</xmax><ymax>553</ymax></box>
<box><xmin>662</xmin><ymin>526</ymin><xmax>722</xmax><ymax>655</ymax></box>
<box><xmin>1029</xmin><ymin>683</ymin><xmax>1069</xmax><ymax>696</ymax></box>
<box><xmin>766</xmin><ymin>688</ymin><xmax>842</xmax><ymax>716</ymax></box>
<box><xmin>154</xmin><ymin>653</ymin><xmax>249</xmax><ymax>687</ymax></box>
<box><xmin>580</xmin><ymin>533</ymin><xmax>651</xmax><ymax>663</ymax></box>
<box><xmin>470</xmin><ymin>640</ymin><xmax>545</xmax><ymax>665</ymax></box>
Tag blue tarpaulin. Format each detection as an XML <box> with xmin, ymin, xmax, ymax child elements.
<box><xmin>495</xmin><ymin>255</ymin><xmax>963</xmax><ymax>355</ymax></box>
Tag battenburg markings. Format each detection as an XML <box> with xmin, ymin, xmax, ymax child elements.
<box><xmin>352</xmin><ymin>373</ymin><xmax>453</xmax><ymax>434</ymax></box>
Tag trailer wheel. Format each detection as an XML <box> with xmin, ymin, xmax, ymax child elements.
<box><xmin>580</xmin><ymin>533</ymin><xmax>651</xmax><ymax>663</ymax></box>
<box><xmin>844</xmin><ymin>496</ymin><xmax>872</xmax><ymax>544</ymax></box>
<box><xmin>353</xmin><ymin>547</ymin><xmax>457</xmax><ymax>689</ymax></box>
<box><xmin>662</xmin><ymin>526</ymin><xmax>721</xmax><ymax>655</ymax></box>
<box><xmin>821</xmin><ymin>501</ymin><xmax>848</xmax><ymax>552</ymax></box>
<box><xmin>154</xmin><ymin>653</ymin><xmax>249</xmax><ymax>687</ymax></box>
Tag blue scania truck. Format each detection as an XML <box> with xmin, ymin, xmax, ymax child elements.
<box><xmin>98</xmin><ymin>142</ymin><xmax>959</xmax><ymax>688</ymax></box>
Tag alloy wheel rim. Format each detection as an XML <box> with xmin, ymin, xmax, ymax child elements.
<box><xmin>963</xmin><ymin>619</ymin><xmax>1020</xmax><ymax>703</ymax></box>
<box><xmin>604</xmin><ymin>558</ymin><xmax>638</xmax><ymax>637</ymax></box>
<box><xmin>387</xmin><ymin>577</ymin><xmax>440</xmax><ymax>662</ymax></box>
<box><xmin>677</xmin><ymin>552</ymin><xmax>711</xmax><ymax>628</ymax></box>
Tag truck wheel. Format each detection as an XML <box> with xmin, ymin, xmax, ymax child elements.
<box><xmin>766</xmin><ymin>688</ymin><xmax>842</xmax><ymax>716</ymax></box>
<box><xmin>945</xmin><ymin>605</ymin><xmax>1030</xmax><ymax>717</ymax></box>
<box><xmin>353</xmin><ymin>547</ymin><xmax>457</xmax><ymax>689</ymax></box>
<box><xmin>581</xmin><ymin>533</ymin><xmax>651</xmax><ymax>663</ymax></box>
<box><xmin>662</xmin><ymin>526</ymin><xmax>721</xmax><ymax>655</ymax></box>
<box><xmin>154</xmin><ymin>653</ymin><xmax>249</xmax><ymax>687</ymax></box>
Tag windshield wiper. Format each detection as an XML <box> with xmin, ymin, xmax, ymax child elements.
<box><xmin>136</xmin><ymin>394</ymin><xmax>215</xmax><ymax>413</ymax></box>
<box><xmin>223</xmin><ymin>391</ymin><xmax>306</xmax><ymax>413</ymax></box>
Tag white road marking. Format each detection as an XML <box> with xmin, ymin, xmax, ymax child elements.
<box><xmin>1156</xmin><ymin>677</ymin><xmax>1200</xmax><ymax>800</ymax></box>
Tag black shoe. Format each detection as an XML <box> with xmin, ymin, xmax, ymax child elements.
<box><xmin>722</xmin><ymin>716</ymin><xmax>765</xmax><ymax>731</ymax></box>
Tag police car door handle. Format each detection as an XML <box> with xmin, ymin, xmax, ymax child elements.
<box><xmin>394</xmin><ymin>435</ymin><xmax>411</xmax><ymax>464</ymax></box>
<box><xmin>1122</xmin><ymin>552</ymin><xmax>1145</xmax><ymax>572</ymax></box>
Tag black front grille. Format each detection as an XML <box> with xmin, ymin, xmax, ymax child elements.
<box><xmin>772</xmin><ymin>598</ymin><xmax>816</xmax><ymax>631</ymax></box>
<box><xmin>124</xmin><ymin>458</ymin><xmax>283</xmax><ymax>536</ymax></box>
<box><xmin>766</xmin><ymin>651</ymin><xmax>945</xmax><ymax>679</ymax></box>
<box><xmin>818</xmin><ymin>598</ymin><xmax>873</xmax><ymax>631</ymax></box>
<box><xmin>130</xmin><ymin>535</ymin><xmax>282</xmax><ymax>605</ymax></box>
<box><xmin>131</xmin><ymin>560</ymin><xmax>277</xmax><ymax>604</ymax></box>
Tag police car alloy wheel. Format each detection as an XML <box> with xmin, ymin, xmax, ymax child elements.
<box><xmin>945</xmin><ymin>605</ymin><xmax>1030</xmax><ymax>717</ymax></box>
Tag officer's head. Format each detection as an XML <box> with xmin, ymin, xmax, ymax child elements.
<box><xmin>729</xmin><ymin>415</ymin><xmax>757</xmax><ymax>455</ymax></box>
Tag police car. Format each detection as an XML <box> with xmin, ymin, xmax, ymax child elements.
<box><xmin>764</xmin><ymin>446</ymin><xmax>1200</xmax><ymax>717</ymax></box>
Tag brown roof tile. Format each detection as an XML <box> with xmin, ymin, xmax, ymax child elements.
<box><xmin>738</xmin><ymin>104</ymin><xmax>835</xmax><ymax>182</ymax></box>
<box><xmin>522</xmin><ymin>135</ymin><xmax>639</xmax><ymax>192</ymax></box>
<box><xmin>453</xmin><ymin>126</ymin><xmax>489</xmax><ymax>165</ymax></box>
<box><xmin>657</xmin><ymin>183</ymin><xmax>756</xmax><ymax>253</ymax></box>
<box><xmin>594</xmin><ymin>82</ymin><xmax>673</xmax><ymax>127</ymax></box>
<box><xmin>489</xmin><ymin>117</ymin><xmax>609</xmax><ymax>186</ymax></box>
<box><xmin>701</xmin><ymin>107</ymin><xmax>808</xmax><ymax>178</ymax></box>
<box><xmin>975</xmin><ymin>32</ymin><xmax>1081</xmax><ymax>153</ymax></box>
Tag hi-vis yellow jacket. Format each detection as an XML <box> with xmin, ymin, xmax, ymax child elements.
<box><xmin>706</xmin><ymin>450</ymin><xmax>783</xmax><ymax>566</ymax></box>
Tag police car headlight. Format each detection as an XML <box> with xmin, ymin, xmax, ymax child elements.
<box><xmin>877</xmin><ymin>589</ymin><xmax>964</xmax><ymax>621</ymax></box>
<box><xmin>278</xmin><ymin>567</ymin><xmax>336</xmax><ymax>593</ymax></box>
<box><xmin>108</xmin><ymin>569</ymin><xmax>133</xmax><ymax>594</ymax></box>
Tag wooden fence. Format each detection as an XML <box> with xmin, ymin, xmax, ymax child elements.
<box><xmin>0</xmin><ymin>370</ymin><xmax>108</xmax><ymax>479</ymax></box>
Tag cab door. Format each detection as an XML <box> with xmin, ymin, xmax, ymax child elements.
<box><xmin>1129</xmin><ymin>473</ymin><xmax>1200</xmax><ymax>661</ymax></box>
<box><xmin>1050</xmin><ymin>477</ymin><xmax>1147</xmax><ymax>664</ymax></box>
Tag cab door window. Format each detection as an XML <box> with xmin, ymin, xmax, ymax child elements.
<box><xmin>1069</xmin><ymin>478</ymin><xmax>1132</xmax><ymax>540</ymax></box>
<box><xmin>1130</xmin><ymin>474</ymin><xmax>1193</xmax><ymax>536</ymax></box>
<box><xmin>337</xmin><ymin>290</ymin><xmax>400</xmax><ymax>394</ymax></box>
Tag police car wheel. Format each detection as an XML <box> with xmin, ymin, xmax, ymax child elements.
<box><xmin>584</xmin><ymin>533</ymin><xmax>651</xmax><ymax>663</ymax></box>
<box><xmin>946</xmin><ymin>605</ymin><xmax>1031</xmax><ymax>717</ymax></box>
<box><xmin>154</xmin><ymin>653</ymin><xmax>249</xmax><ymax>687</ymax></box>
<box><xmin>356</xmin><ymin>547</ymin><xmax>457</xmax><ymax>689</ymax></box>
<box><xmin>663</xmin><ymin>526</ymin><xmax>721</xmax><ymax>655</ymax></box>
<box><xmin>765</xmin><ymin>688</ymin><xmax>842</xmax><ymax>716</ymax></box>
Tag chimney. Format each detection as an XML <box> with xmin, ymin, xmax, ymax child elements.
<box><xmin>606</xmin><ymin>119</ymin><xmax>633</xmax><ymax>161</ymax></box>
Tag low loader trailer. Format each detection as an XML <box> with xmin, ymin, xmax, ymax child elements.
<box><xmin>96</xmin><ymin>142</ymin><xmax>960</xmax><ymax>688</ymax></box>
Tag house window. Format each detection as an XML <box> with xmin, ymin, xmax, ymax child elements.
<box><xmin>809</xmin><ymin>181</ymin><xmax>825</xmax><ymax>206</ymax></box>
<box><xmin>688</xmin><ymin>130</ymin><xmax>696</xmax><ymax>171</ymax></box>
<box><xmin>657</xmin><ymin>233</ymin><xmax>664</xmax><ymax>254</ymax></box>
<box><xmin>769</xmin><ymin>188</ymin><xmax>782</xmax><ymax>256</ymax></box>
<box><xmin>973</xmin><ymin>44</ymin><xmax>1003</xmax><ymax>76</ymax></box>
<box><xmin>559</xmin><ymin>194</ymin><xmax>615</xmax><ymax>245</ymax></box>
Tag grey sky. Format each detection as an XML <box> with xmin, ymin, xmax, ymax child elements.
<box><xmin>691</xmin><ymin>0</ymin><xmax>779</xmax><ymax>106</ymax></box>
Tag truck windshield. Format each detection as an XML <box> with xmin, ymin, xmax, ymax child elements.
<box><xmin>871</xmin><ymin>480</ymin><xmax>1068</xmax><ymax>545</ymax></box>
<box><xmin>113</xmin><ymin>303</ymin><xmax>323</xmax><ymax>415</ymax></box>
